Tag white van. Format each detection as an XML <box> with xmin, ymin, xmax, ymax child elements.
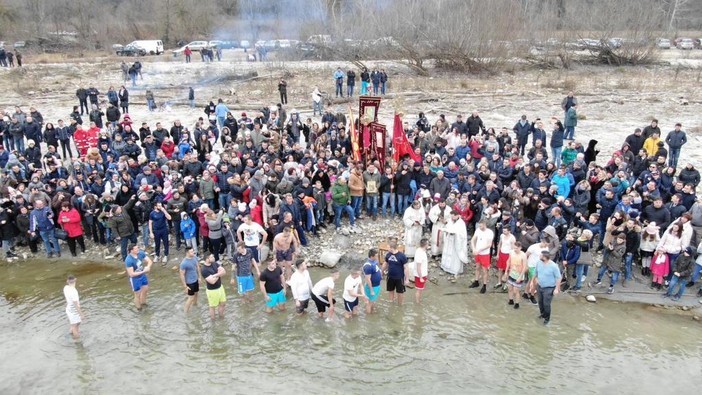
<box><xmin>127</xmin><ymin>40</ymin><xmax>164</xmax><ymax>55</ymax></box>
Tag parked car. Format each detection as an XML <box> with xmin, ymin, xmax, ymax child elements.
<box><xmin>656</xmin><ymin>38</ymin><xmax>671</xmax><ymax>49</ymax></box>
<box><xmin>172</xmin><ymin>41</ymin><xmax>209</xmax><ymax>56</ymax></box>
<box><xmin>13</xmin><ymin>41</ymin><xmax>26</xmax><ymax>49</ymax></box>
<box><xmin>128</xmin><ymin>40</ymin><xmax>163</xmax><ymax>55</ymax></box>
<box><xmin>210</xmin><ymin>40</ymin><xmax>238</xmax><ymax>49</ymax></box>
<box><xmin>677</xmin><ymin>38</ymin><xmax>694</xmax><ymax>50</ymax></box>
<box><xmin>116</xmin><ymin>44</ymin><xmax>146</xmax><ymax>57</ymax></box>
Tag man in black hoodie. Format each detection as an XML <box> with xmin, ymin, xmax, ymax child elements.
<box><xmin>624</xmin><ymin>128</ymin><xmax>645</xmax><ymax>157</ymax></box>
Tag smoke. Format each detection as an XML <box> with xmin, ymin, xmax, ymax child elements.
<box><xmin>212</xmin><ymin>0</ymin><xmax>327</xmax><ymax>42</ymax></box>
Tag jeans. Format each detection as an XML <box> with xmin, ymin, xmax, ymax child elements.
<box><xmin>666</xmin><ymin>253</ymin><xmax>680</xmax><ymax>281</ymax></box>
<box><xmin>669</xmin><ymin>147</ymin><xmax>681</xmax><ymax>168</ymax></box>
<box><xmin>333</xmin><ymin>203</ymin><xmax>355</xmax><ymax>229</ymax></box>
<box><xmin>335</xmin><ymin>81</ymin><xmax>343</xmax><ymax>97</ymax></box>
<box><xmin>347</xmin><ymin>85</ymin><xmax>354</xmax><ymax>97</ymax></box>
<box><xmin>381</xmin><ymin>192</ymin><xmax>396</xmax><ymax>217</ymax></box>
<box><xmin>396</xmin><ymin>194</ymin><xmax>410</xmax><ymax>215</ymax></box>
<box><xmin>366</xmin><ymin>195</ymin><xmax>378</xmax><ymax>217</ymax></box>
<box><xmin>665</xmin><ymin>274</ymin><xmax>687</xmax><ymax>298</ymax></box>
<box><xmin>624</xmin><ymin>253</ymin><xmax>634</xmax><ymax>280</ymax></box>
<box><xmin>537</xmin><ymin>286</ymin><xmax>555</xmax><ymax>321</ymax></box>
<box><xmin>597</xmin><ymin>265</ymin><xmax>620</xmax><ymax>287</ymax></box>
<box><xmin>185</xmin><ymin>237</ymin><xmax>198</xmax><ymax>256</ymax></box>
<box><xmin>217</xmin><ymin>116</ymin><xmax>225</xmax><ymax>130</ymax></box>
<box><xmin>39</xmin><ymin>229</ymin><xmax>60</xmax><ymax>254</ymax></box>
<box><xmin>153</xmin><ymin>229</ymin><xmax>169</xmax><ymax>257</ymax></box>
<box><xmin>295</xmin><ymin>223</ymin><xmax>308</xmax><ymax>246</ymax></box>
<box><xmin>189</xmin><ymin>99</ymin><xmax>195</xmax><ymax>108</ymax></box>
<box><xmin>551</xmin><ymin>146</ymin><xmax>563</xmax><ymax>167</ymax></box>
<box><xmin>79</xmin><ymin>99</ymin><xmax>89</xmax><ymax>114</ymax></box>
<box><xmin>313</xmin><ymin>101</ymin><xmax>322</xmax><ymax>115</ymax></box>
<box><xmin>141</xmin><ymin>223</ymin><xmax>150</xmax><ymax>247</ymax></box>
<box><xmin>691</xmin><ymin>263</ymin><xmax>702</xmax><ymax>284</ymax></box>
<box><xmin>351</xmin><ymin>196</ymin><xmax>363</xmax><ymax>217</ymax></box>
<box><xmin>205</xmin><ymin>198</ymin><xmax>214</xmax><ymax>210</ymax></box>
<box><xmin>121</xmin><ymin>104</ymin><xmax>129</xmax><ymax>114</ymax></box>
<box><xmin>372</xmin><ymin>83</ymin><xmax>379</xmax><ymax>95</ymax></box>
<box><xmin>13</xmin><ymin>136</ymin><xmax>24</xmax><ymax>153</ymax></box>
<box><xmin>381</xmin><ymin>82</ymin><xmax>386</xmax><ymax>95</ymax></box>
<box><xmin>130</xmin><ymin>74</ymin><xmax>137</xmax><ymax>87</ymax></box>
<box><xmin>574</xmin><ymin>264</ymin><xmax>588</xmax><ymax>288</ymax></box>
<box><xmin>185</xmin><ymin>54</ymin><xmax>191</xmax><ymax>63</ymax></box>
<box><xmin>147</xmin><ymin>99</ymin><xmax>155</xmax><ymax>111</ymax></box>
<box><xmin>565</xmin><ymin>126</ymin><xmax>575</xmax><ymax>140</ymax></box>
<box><xmin>120</xmin><ymin>233</ymin><xmax>137</xmax><ymax>260</ymax></box>
<box><xmin>218</xmin><ymin>194</ymin><xmax>231</xmax><ymax>211</ymax></box>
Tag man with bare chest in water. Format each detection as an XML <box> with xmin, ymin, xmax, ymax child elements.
<box><xmin>273</xmin><ymin>226</ymin><xmax>298</xmax><ymax>283</ymax></box>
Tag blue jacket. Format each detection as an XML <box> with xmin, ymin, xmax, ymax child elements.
<box><xmin>551</xmin><ymin>174</ymin><xmax>571</xmax><ymax>198</ymax></box>
<box><xmin>29</xmin><ymin>207</ymin><xmax>55</xmax><ymax>232</ymax></box>
<box><xmin>180</xmin><ymin>217</ymin><xmax>196</xmax><ymax>239</ymax></box>
<box><xmin>560</xmin><ymin>240</ymin><xmax>581</xmax><ymax>265</ymax></box>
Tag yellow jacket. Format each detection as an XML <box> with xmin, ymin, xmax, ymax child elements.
<box><xmin>643</xmin><ymin>137</ymin><xmax>661</xmax><ymax>156</ymax></box>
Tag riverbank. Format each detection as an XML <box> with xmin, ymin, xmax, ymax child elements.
<box><xmin>4</xmin><ymin>215</ymin><xmax>701</xmax><ymax>320</ymax></box>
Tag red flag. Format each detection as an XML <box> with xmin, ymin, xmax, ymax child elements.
<box><xmin>392</xmin><ymin>114</ymin><xmax>420</xmax><ymax>163</ymax></box>
<box><xmin>348</xmin><ymin>106</ymin><xmax>361</xmax><ymax>161</ymax></box>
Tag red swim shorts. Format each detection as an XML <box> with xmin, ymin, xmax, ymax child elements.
<box><xmin>414</xmin><ymin>276</ymin><xmax>427</xmax><ymax>289</ymax></box>
<box><xmin>475</xmin><ymin>254</ymin><xmax>491</xmax><ymax>268</ymax></box>
<box><xmin>497</xmin><ymin>252</ymin><xmax>510</xmax><ymax>270</ymax></box>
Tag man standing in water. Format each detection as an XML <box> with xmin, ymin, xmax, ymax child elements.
<box><xmin>125</xmin><ymin>244</ymin><xmax>152</xmax><ymax>310</ymax></box>
<box><xmin>535</xmin><ymin>252</ymin><xmax>561</xmax><ymax>325</ymax></box>
<box><xmin>201</xmin><ymin>253</ymin><xmax>226</xmax><ymax>320</ymax></box>
<box><xmin>470</xmin><ymin>220</ymin><xmax>494</xmax><ymax>294</ymax></box>
<box><xmin>342</xmin><ymin>268</ymin><xmax>368</xmax><ymax>318</ymax></box>
<box><xmin>414</xmin><ymin>239</ymin><xmax>429</xmax><ymax>304</ymax></box>
<box><xmin>383</xmin><ymin>237</ymin><xmax>410</xmax><ymax>305</ymax></box>
<box><xmin>179</xmin><ymin>246</ymin><xmax>200</xmax><ymax>313</ymax></box>
<box><xmin>231</xmin><ymin>242</ymin><xmax>261</xmax><ymax>303</ymax></box>
<box><xmin>311</xmin><ymin>268</ymin><xmax>339</xmax><ymax>321</ymax></box>
<box><xmin>362</xmin><ymin>249</ymin><xmax>382</xmax><ymax>313</ymax></box>
<box><xmin>273</xmin><ymin>225</ymin><xmax>298</xmax><ymax>283</ymax></box>
<box><xmin>502</xmin><ymin>241</ymin><xmax>527</xmax><ymax>309</ymax></box>
<box><xmin>289</xmin><ymin>259</ymin><xmax>314</xmax><ymax>315</ymax></box>
<box><xmin>259</xmin><ymin>259</ymin><xmax>286</xmax><ymax>313</ymax></box>
<box><xmin>63</xmin><ymin>275</ymin><xmax>84</xmax><ymax>339</ymax></box>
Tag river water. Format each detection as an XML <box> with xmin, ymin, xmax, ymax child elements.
<box><xmin>1</xmin><ymin>259</ymin><xmax>701</xmax><ymax>394</ymax></box>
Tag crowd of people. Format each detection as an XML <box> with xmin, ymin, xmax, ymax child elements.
<box><xmin>6</xmin><ymin>76</ymin><xmax>691</xmax><ymax>332</ymax></box>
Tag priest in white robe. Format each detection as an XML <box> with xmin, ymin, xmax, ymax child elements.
<box><xmin>441</xmin><ymin>210</ymin><xmax>469</xmax><ymax>275</ymax></box>
<box><xmin>428</xmin><ymin>200</ymin><xmax>452</xmax><ymax>257</ymax></box>
<box><xmin>403</xmin><ymin>199</ymin><xmax>426</xmax><ymax>258</ymax></box>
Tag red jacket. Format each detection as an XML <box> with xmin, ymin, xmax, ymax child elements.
<box><xmin>161</xmin><ymin>141</ymin><xmax>175</xmax><ymax>158</ymax></box>
<box><xmin>59</xmin><ymin>208</ymin><xmax>84</xmax><ymax>237</ymax></box>
<box><xmin>250</xmin><ymin>204</ymin><xmax>263</xmax><ymax>226</ymax></box>
<box><xmin>452</xmin><ymin>203</ymin><xmax>474</xmax><ymax>224</ymax></box>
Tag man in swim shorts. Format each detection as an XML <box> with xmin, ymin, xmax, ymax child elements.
<box><xmin>342</xmin><ymin>268</ymin><xmax>368</xmax><ymax>318</ymax></box>
<box><xmin>179</xmin><ymin>246</ymin><xmax>201</xmax><ymax>313</ymax></box>
<box><xmin>259</xmin><ymin>259</ymin><xmax>286</xmax><ymax>313</ymax></box>
<box><xmin>273</xmin><ymin>225</ymin><xmax>298</xmax><ymax>283</ymax></box>
<box><xmin>231</xmin><ymin>241</ymin><xmax>261</xmax><ymax>302</ymax></box>
<box><xmin>502</xmin><ymin>241</ymin><xmax>527</xmax><ymax>309</ymax></box>
<box><xmin>362</xmin><ymin>248</ymin><xmax>383</xmax><ymax>314</ymax></box>
<box><xmin>125</xmin><ymin>244</ymin><xmax>153</xmax><ymax>310</ymax></box>
<box><xmin>201</xmin><ymin>253</ymin><xmax>226</xmax><ymax>320</ymax></box>
<box><xmin>311</xmin><ymin>269</ymin><xmax>340</xmax><ymax>320</ymax></box>
<box><xmin>470</xmin><ymin>220</ymin><xmax>494</xmax><ymax>294</ymax></box>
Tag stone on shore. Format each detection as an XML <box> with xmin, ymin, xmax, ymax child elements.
<box><xmin>318</xmin><ymin>251</ymin><xmax>343</xmax><ymax>268</ymax></box>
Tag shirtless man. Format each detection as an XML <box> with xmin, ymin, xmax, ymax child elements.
<box><xmin>502</xmin><ymin>241</ymin><xmax>527</xmax><ymax>309</ymax></box>
<box><xmin>273</xmin><ymin>225</ymin><xmax>299</xmax><ymax>282</ymax></box>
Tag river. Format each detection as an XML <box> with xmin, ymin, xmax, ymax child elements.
<box><xmin>1</xmin><ymin>260</ymin><xmax>701</xmax><ymax>394</ymax></box>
